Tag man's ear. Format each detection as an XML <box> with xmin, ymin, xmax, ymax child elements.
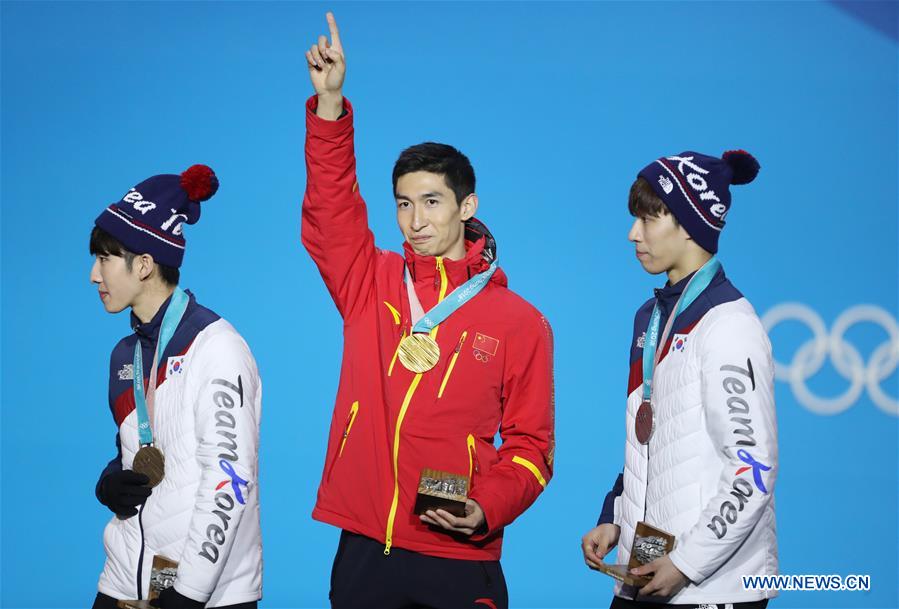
<box><xmin>136</xmin><ymin>254</ymin><xmax>156</xmax><ymax>281</ymax></box>
<box><xmin>460</xmin><ymin>193</ymin><xmax>479</xmax><ymax>222</ymax></box>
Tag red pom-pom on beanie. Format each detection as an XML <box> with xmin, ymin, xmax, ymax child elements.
<box><xmin>180</xmin><ymin>164</ymin><xmax>219</xmax><ymax>202</ymax></box>
<box><xmin>722</xmin><ymin>150</ymin><xmax>760</xmax><ymax>186</ymax></box>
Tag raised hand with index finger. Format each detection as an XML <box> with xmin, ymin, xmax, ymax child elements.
<box><xmin>305</xmin><ymin>11</ymin><xmax>345</xmax><ymax>120</ymax></box>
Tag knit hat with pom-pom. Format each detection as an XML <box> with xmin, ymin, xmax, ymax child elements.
<box><xmin>637</xmin><ymin>150</ymin><xmax>759</xmax><ymax>253</ymax></box>
<box><xmin>95</xmin><ymin>165</ymin><xmax>219</xmax><ymax>268</ymax></box>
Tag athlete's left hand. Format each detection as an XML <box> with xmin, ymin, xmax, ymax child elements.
<box><xmin>631</xmin><ymin>555</ymin><xmax>689</xmax><ymax>598</ymax></box>
<box><xmin>420</xmin><ymin>499</ymin><xmax>486</xmax><ymax>536</ymax></box>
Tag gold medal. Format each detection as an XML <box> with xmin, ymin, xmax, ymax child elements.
<box><xmin>398</xmin><ymin>334</ymin><xmax>441</xmax><ymax>373</ymax></box>
<box><xmin>133</xmin><ymin>445</ymin><xmax>165</xmax><ymax>487</ymax></box>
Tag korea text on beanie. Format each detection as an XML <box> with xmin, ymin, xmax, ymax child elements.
<box><xmin>637</xmin><ymin>150</ymin><xmax>759</xmax><ymax>254</ymax></box>
<box><xmin>94</xmin><ymin>165</ymin><xmax>219</xmax><ymax>268</ymax></box>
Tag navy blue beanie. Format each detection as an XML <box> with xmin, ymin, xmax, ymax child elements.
<box><xmin>95</xmin><ymin>165</ymin><xmax>218</xmax><ymax>268</ymax></box>
<box><xmin>638</xmin><ymin>150</ymin><xmax>759</xmax><ymax>253</ymax></box>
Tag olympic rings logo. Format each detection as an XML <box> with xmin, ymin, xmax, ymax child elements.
<box><xmin>473</xmin><ymin>350</ymin><xmax>491</xmax><ymax>363</ymax></box>
<box><xmin>761</xmin><ymin>303</ymin><xmax>898</xmax><ymax>416</ymax></box>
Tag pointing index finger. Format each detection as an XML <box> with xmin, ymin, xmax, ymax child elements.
<box><xmin>326</xmin><ymin>12</ymin><xmax>342</xmax><ymax>49</ymax></box>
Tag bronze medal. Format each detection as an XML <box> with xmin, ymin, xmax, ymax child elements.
<box><xmin>635</xmin><ymin>400</ymin><xmax>654</xmax><ymax>445</ymax></box>
<box><xmin>397</xmin><ymin>334</ymin><xmax>441</xmax><ymax>373</ymax></box>
<box><xmin>133</xmin><ymin>445</ymin><xmax>165</xmax><ymax>487</ymax></box>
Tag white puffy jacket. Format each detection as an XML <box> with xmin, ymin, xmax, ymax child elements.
<box><xmin>614</xmin><ymin>295</ymin><xmax>778</xmax><ymax>604</ymax></box>
<box><xmin>97</xmin><ymin>300</ymin><xmax>262</xmax><ymax>607</ymax></box>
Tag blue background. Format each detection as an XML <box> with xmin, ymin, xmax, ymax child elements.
<box><xmin>2</xmin><ymin>1</ymin><xmax>897</xmax><ymax>608</ymax></box>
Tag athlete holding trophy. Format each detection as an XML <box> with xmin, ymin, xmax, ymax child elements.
<box><xmin>301</xmin><ymin>12</ymin><xmax>555</xmax><ymax>609</ymax></box>
<box><xmin>581</xmin><ymin>152</ymin><xmax>779</xmax><ymax>608</ymax></box>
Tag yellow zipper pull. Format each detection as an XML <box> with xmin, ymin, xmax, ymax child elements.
<box><xmin>434</xmin><ymin>257</ymin><xmax>443</xmax><ymax>289</ymax></box>
<box><xmin>338</xmin><ymin>401</ymin><xmax>359</xmax><ymax>457</ymax></box>
<box><xmin>454</xmin><ymin>333</ymin><xmax>466</xmax><ymax>354</ymax></box>
<box><xmin>384</xmin><ymin>537</ymin><xmax>392</xmax><ymax>555</ymax></box>
<box><xmin>438</xmin><ymin>331</ymin><xmax>468</xmax><ymax>399</ymax></box>
<box><xmin>468</xmin><ymin>433</ymin><xmax>477</xmax><ymax>480</ymax></box>
<box><xmin>435</xmin><ymin>257</ymin><xmax>449</xmax><ymax>302</ymax></box>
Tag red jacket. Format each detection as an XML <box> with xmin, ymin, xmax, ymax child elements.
<box><xmin>302</xmin><ymin>96</ymin><xmax>554</xmax><ymax>560</ymax></box>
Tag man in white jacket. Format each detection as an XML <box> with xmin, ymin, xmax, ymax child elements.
<box><xmin>581</xmin><ymin>151</ymin><xmax>778</xmax><ymax>608</ymax></box>
<box><xmin>89</xmin><ymin>165</ymin><xmax>262</xmax><ymax>608</ymax></box>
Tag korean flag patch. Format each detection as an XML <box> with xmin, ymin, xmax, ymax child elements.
<box><xmin>671</xmin><ymin>334</ymin><xmax>688</xmax><ymax>354</ymax></box>
<box><xmin>167</xmin><ymin>356</ymin><xmax>185</xmax><ymax>377</ymax></box>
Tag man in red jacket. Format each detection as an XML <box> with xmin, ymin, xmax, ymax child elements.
<box><xmin>302</xmin><ymin>13</ymin><xmax>555</xmax><ymax>609</ymax></box>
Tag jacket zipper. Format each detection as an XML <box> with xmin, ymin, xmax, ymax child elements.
<box><xmin>136</xmin><ymin>502</ymin><xmax>146</xmax><ymax>599</ymax></box>
<box><xmin>327</xmin><ymin>401</ymin><xmax>360</xmax><ymax>482</ymax></box>
<box><xmin>384</xmin><ymin>257</ymin><xmax>448</xmax><ymax>555</ymax></box>
<box><xmin>388</xmin><ymin>329</ymin><xmax>407</xmax><ymax>377</ymax></box>
<box><xmin>467</xmin><ymin>433</ymin><xmax>479</xmax><ymax>482</ymax></box>
<box><xmin>438</xmin><ymin>331</ymin><xmax>468</xmax><ymax>398</ymax></box>
<box><xmin>339</xmin><ymin>401</ymin><xmax>360</xmax><ymax>457</ymax></box>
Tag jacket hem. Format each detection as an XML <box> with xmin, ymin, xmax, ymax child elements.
<box><xmin>97</xmin><ymin>582</ymin><xmax>261</xmax><ymax>606</ymax></box>
<box><xmin>208</xmin><ymin>591</ymin><xmax>263</xmax><ymax>606</ymax></box>
<box><xmin>174</xmin><ymin>581</ymin><xmax>212</xmax><ymax>603</ymax></box>
<box><xmin>97</xmin><ymin>583</ymin><xmax>127</xmax><ymax>601</ymax></box>
<box><xmin>312</xmin><ymin>504</ymin><xmax>502</xmax><ymax>561</ymax></box>
<box><xmin>615</xmin><ymin>590</ymin><xmax>777</xmax><ymax>604</ymax></box>
<box><xmin>176</xmin><ymin>582</ymin><xmax>262</xmax><ymax>607</ymax></box>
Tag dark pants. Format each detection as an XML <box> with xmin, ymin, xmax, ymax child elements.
<box><xmin>92</xmin><ymin>592</ymin><xmax>257</xmax><ymax>609</ymax></box>
<box><xmin>330</xmin><ymin>530</ymin><xmax>508</xmax><ymax>609</ymax></box>
<box><xmin>610</xmin><ymin>597</ymin><xmax>769</xmax><ymax>609</ymax></box>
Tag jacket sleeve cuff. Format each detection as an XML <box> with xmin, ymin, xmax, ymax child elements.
<box><xmin>667</xmin><ymin>547</ymin><xmax>706</xmax><ymax>584</ymax></box>
<box><xmin>306</xmin><ymin>95</ymin><xmax>353</xmax><ymax>136</ymax></box>
<box><xmin>467</xmin><ymin>490</ymin><xmax>505</xmax><ymax>541</ymax></box>
<box><xmin>172</xmin><ymin>580</ymin><xmax>211</xmax><ymax>605</ymax></box>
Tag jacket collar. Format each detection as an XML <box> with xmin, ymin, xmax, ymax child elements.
<box><xmin>402</xmin><ymin>218</ymin><xmax>507</xmax><ymax>293</ymax></box>
<box><xmin>131</xmin><ymin>289</ymin><xmax>195</xmax><ymax>341</ymax></box>
<box><xmin>654</xmin><ymin>265</ymin><xmax>725</xmax><ymax>313</ymax></box>
<box><xmin>654</xmin><ymin>271</ymin><xmax>694</xmax><ymax>305</ymax></box>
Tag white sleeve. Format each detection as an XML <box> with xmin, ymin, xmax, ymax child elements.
<box><xmin>174</xmin><ymin>331</ymin><xmax>261</xmax><ymax>602</ymax></box>
<box><xmin>667</xmin><ymin>311</ymin><xmax>778</xmax><ymax>584</ymax></box>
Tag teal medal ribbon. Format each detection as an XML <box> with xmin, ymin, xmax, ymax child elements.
<box><xmin>399</xmin><ymin>262</ymin><xmax>497</xmax><ymax>373</ymax></box>
<box><xmin>133</xmin><ymin>287</ymin><xmax>189</xmax><ymax>446</ymax></box>
<box><xmin>636</xmin><ymin>257</ymin><xmax>721</xmax><ymax>444</ymax></box>
<box><xmin>408</xmin><ymin>262</ymin><xmax>497</xmax><ymax>333</ymax></box>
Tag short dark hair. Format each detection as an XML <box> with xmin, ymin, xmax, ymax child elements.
<box><xmin>89</xmin><ymin>226</ymin><xmax>180</xmax><ymax>287</ymax></box>
<box><xmin>392</xmin><ymin>142</ymin><xmax>475</xmax><ymax>206</ymax></box>
<box><xmin>628</xmin><ymin>177</ymin><xmax>679</xmax><ymax>227</ymax></box>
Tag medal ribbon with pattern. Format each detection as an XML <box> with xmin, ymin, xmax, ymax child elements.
<box><xmin>399</xmin><ymin>262</ymin><xmax>497</xmax><ymax>373</ymax></box>
<box><xmin>636</xmin><ymin>256</ymin><xmax>721</xmax><ymax>444</ymax></box>
<box><xmin>131</xmin><ymin>287</ymin><xmax>189</xmax><ymax>486</ymax></box>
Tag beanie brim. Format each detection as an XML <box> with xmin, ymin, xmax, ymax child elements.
<box><xmin>95</xmin><ymin>206</ymin><xmax>186</xmax><ymax>268</ymax></box>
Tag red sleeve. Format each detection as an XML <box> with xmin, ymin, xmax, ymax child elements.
<box><xmin>469</xmin><ymin>311</ymin><xmax>555</xmax><ymax>537</ymax></box>
<box><xmin>301</xmin><ymin>95</ymin><xmax>377</xmax><ymax>321</ymax></box>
